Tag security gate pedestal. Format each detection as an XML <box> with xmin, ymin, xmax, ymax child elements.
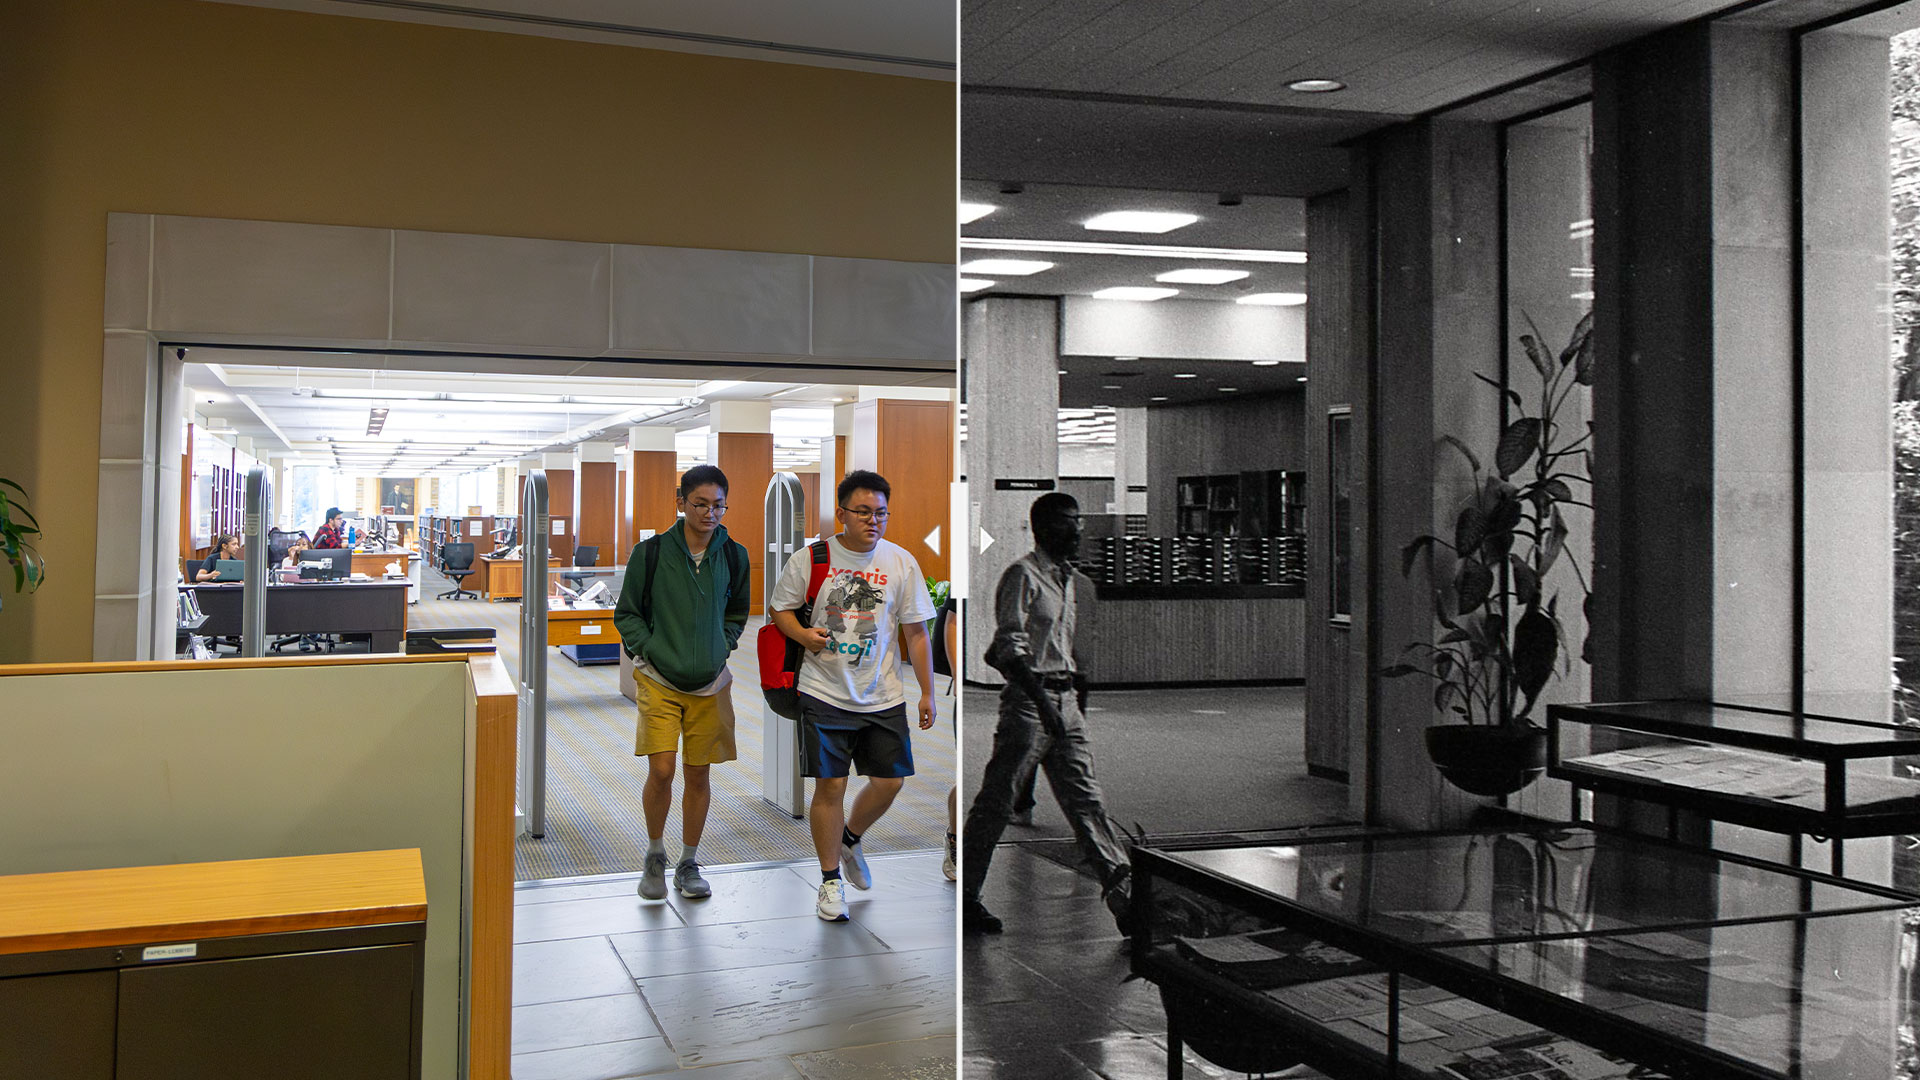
<box><xmin>518</xmin><ymin>471</ymin><xmax>551</xmax><ymax>838</ymax></box>
<box><xmin>762</xmin><ymin>472</ymin><xmax>808</xmax><ymax>819</ymax></box>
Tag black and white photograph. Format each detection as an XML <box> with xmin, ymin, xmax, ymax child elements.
<box><xmin>956</xmin><ymin>1</ymin><xmax>1920</xmax><ymax>1079</ymax></box>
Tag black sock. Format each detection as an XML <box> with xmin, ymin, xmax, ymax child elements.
<box><xmin>842</xmin><ymin>826</ymin><xmax>862</xmax><ymax>848</ymax></box>
<box><xmin>822</xmin><ymin>867</ymin><xmax>842</xmax><ymax>883</ymax></box>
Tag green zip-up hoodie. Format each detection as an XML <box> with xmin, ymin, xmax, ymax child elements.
<box><xmin>612</xmin><ymin>521</ymin><xmax>750</xmax><ymax>692</ymax></box>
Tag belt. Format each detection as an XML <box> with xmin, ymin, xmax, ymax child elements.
<box><xmin>1038</xmin><ymin>673</ymin><xmax>1077</xmax><ymax>690</ymax></box>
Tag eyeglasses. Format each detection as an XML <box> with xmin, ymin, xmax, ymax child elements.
<box><xmin>840</xmin><ymin>506</ymin><xmax>889</xmax><ymax>522</ymax></box>
<box><xmin>687</xmin><ymin>503</ymin><xmax>727</xmax><ymax>517</ymax></box>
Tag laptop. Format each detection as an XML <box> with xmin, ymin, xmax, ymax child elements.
<box><xmin>213</xmin><ymin>558</ymin><xmax>246</xmax><ymax>582</ymax></box>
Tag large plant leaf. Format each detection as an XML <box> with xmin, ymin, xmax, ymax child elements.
<box><xmin>1513</xmin><ymin>606</ymin><xmax>1559</xmax><ymax>717</ymax></box>
<box><xmin>1453</xmin><ymin>505</ymin><xmax>1487</xmax><ymax>557</ymax></box>
<box><xmin>1495</xmin><ymin>417</ymin><xmax>1544</xmax><ymax>478</ymax></box>
<box><xmin>1401</xmin><ymin>535</ymin><xmax>1437</xmax><ymax>577</ymax></box>
<box><xmin>1519</xmin><ymin>330</ymin><xmax>1551</xmax><ymax>379</ymax></box>
<box><xmin>1472</xmin><ymin>372</ymin><xmax>1522</xmax><ymax>411</ymax></box>
<box><xmin>1566</xmin><ymin>311</ymin><xmax>1596</xmax><ymax>384</ymax></box>
<box><xmin>1438</xmin><ymin>434</ymin><xmax>1483</xmax><ymax>474</ymax></box>
<box><xmin>1455</xmin><ymin>558</ymin><xmax>1495</xmax><ymax>614</ymax></box>
<box><xmin>1539</xmin><ymin>505</ymin><xmax>1569</xmax><ymax>576</ymax></box>
<box><xmin>1509</xmin><ymin>553</ymin><xmax>1541</xmax><ymax>607</ymax></box>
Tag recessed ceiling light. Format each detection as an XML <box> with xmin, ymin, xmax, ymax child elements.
<box><xmin>959</xmin><ymin>278</ymin><xmax>996</xmax><ymax>293</ymax></box>
<box><xmin>1114</xmin><ymin>355</ymin><xmax>1138</xmax><ymax>361</ymax></box>
<box><xmin>1288</xmin><ymin>78</ymin><xmax>1346</xmax><ymax>93</ymax></box>
<box><xmin>1297</xmin><ymin>376</ymin><xmax>1309</xmax><ymax>383</ymax></box>
<box><xmin>1103</xmin><ymin>384</ymin><xmax>1122</xmax><ymax>390</ymax></box>
<box><xmin>1084</xmin><ymin>211</ymin><xmax>1199</xmax><ymax>234</ymax></box>
<box><xmin>1253</xmin><ymin>360</ymin><xmax>1281</xmax><ymax>367</ymax></box>
<box><xmin>960</xmin><ymin>202</ymin><xmax>997</xmax><ymax>225</ymax></box>
<box><xmin>1219</xmin><ymin>387</ymin><xmax>1239</xmax><ymax>392</ymax></box>
<box><xmin>1151</xmin><ymin>396</ymin><xmax>1168</xmax><ymax>401</ymax></box>
<box><xmin>961</xmin><ymin>258</ymin><xmax>1053</xmax><ymax>276</ymax></box>
<box><xmin>1174</xmin><ymin>373</ymin><xmax>1198</xmax><ymax>379</ymax></box>
<box><xmin>1156</xmin><ymin>268</ymin><xmax>1250</xmax><ymax>285</ymax></box>
<box><xmin>1058</xmin><ymin>369</ymin><xmax>1069</xmax><ymax>375</ymax></box>
<box><xmin>1092</xmin><ymin>286</ymin><xmax>1179</xmax><ymax>301</ymax></box>
<box><xmin>1238</xmin><ymin>292</ymin><xmax>1308</xmax><ymax>306</ymax></box>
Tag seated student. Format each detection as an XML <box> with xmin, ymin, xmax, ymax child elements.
<box><xmin>195</xmin><ymin>533</ymin><xmax>242</xmax><ymax>582</ymax></box>
<box><xmin>280</xmin><ymin>537</ymin><xmax>310</xmax><ymax>569</ymax></box>
<box><xmin>312</xmin><ymin>507</ymin><xmax>347</xmax><ymax>551</ymax></box>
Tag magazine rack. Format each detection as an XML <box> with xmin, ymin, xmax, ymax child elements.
<box><xmin>1132</xmin><ymin>824</ymin><xmax>1918</xmax><ymax>1079</ymax></box>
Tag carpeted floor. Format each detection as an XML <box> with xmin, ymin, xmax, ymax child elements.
<box><xmin>411</xmin><ymin>564</ymin><xmax>957</xmax><ymax>882</ymax></box>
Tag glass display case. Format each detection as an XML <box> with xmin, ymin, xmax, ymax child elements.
<box><xmin>1546</xmin><ymin>700</ymin><xmax>1920</xmax><ymax>838</ymax></box>
<box><xmin>1132</xmin><ymin>825</ymin><xmax>1918</xmax><ymax>1079</ymax></box>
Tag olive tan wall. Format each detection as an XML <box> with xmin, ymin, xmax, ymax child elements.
<box><xmin>0</xmin><ymin>0</ymin><xmax>954</xmax><ymax>662</ymax></box>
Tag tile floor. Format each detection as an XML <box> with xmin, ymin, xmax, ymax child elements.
<box><xmin>512</xmin><ymin>850</ymin><xmax>957</xmax><ymax>1079</ymax></box>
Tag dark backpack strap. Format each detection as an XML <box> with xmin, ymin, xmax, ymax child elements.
<box><xmin>805</xmin><ymin>541</ymin><xmax>830</xmax><ymax>602</ymax></box>
<box><xmin>638</xmin><ymin>536</ymin><xmax>661</xmax><ymax>629</ymax></box>
<box><xmin>725</xmin><ymin>539</ymin><xmax>749</xmax><ymax>600</ymax></box>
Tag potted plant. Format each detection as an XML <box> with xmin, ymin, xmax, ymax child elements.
<box><xmin>1384</xmin><ymin>313</ymin><xmax>1593</xmax><ymax>797</ymax></box>
<box><xmin>1</xmin><ymin>477</ymin><xmax>46</xmax><ymax>613</ymax></box>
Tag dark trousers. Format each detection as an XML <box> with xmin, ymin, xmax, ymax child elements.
<box><xmin>963</xmin><ymin>685</ymin><xmax>1129</xmax><ymax>901</ymax></box>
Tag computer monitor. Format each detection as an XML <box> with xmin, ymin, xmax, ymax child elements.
<box><xmin>297</xmin><ymin>548</ymin><xmax>351</xmax><ymax>581</ymax></box>
<box><xmin>212</xmin><ymin>558</ymin><xmax>246</xmax><ymax>582</ymax></box>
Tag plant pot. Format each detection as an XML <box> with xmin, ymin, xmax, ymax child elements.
<box><xmin>1425</xmin><ymin>724</ymin><xmax>1547</xmax><ymax>797</ymax></box>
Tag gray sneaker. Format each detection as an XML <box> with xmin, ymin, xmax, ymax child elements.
<box><xmin>839</xmin><ymin>840</ymin><xmax>872</xmax><ymax>890</ymax></box>
<box><xmin>637</xmin><ymin>850</ymin><xmax>668</xmax><ymax>900</ymax></box>
<box><xmin>675</xmin><ymin>859</ymin><xmax>711</xmax><ymax>899</ymax></box>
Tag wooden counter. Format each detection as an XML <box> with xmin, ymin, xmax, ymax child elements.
<box><xmin>547</xmin><ymin>606</ymin><xmax>617</xmax><ymax>647</ymax></box>
<box><xmin>352</xmin><ymin>550</ymin><xmax>410</xmax><ymax>578</ymax></box>
<box><xmin>1080</xmin><ymin>592</ymin><xmax>1305</xmax><ymax>686</ymax></box>
<box><xmin>474</xmin><ymin>555</ymin><xmax>560</xmax><ymax>601</ymax></box>
<box><xmin>0</xmin><ymin>848</ymin><xmax>425</xmax><ymax>956</ymax></box>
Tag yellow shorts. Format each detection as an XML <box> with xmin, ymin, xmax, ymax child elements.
<box><xmin>635</xmin><ymin>672</ymin><xmax>738</xmax><ymax>766</ymax></box>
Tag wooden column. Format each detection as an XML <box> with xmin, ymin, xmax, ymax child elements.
<box><xmin>848</xmin><ymin>397</ymin><xmax>955</xmax><ymax>585</ymax></box>
<box><xmin>574</xmin><ymin>457</ymin><xmax>617</xmax><ymax>566</ymax></box>
<box><xmin>544</xmin><ymin>464</ymin><xmax>575</xmax><ymax>566</ymax></box>
<box><xmin>714</xmin><ymin>433</ymin><xmax>774</xmax><ymax>614</ymax></box>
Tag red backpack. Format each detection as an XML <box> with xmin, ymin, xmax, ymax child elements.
<box><xmin>757</xmin><ymin>541</ymin><xmax>831</xmax><ymax>720</ymax></box>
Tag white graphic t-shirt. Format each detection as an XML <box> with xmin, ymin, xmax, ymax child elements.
<box><xmin>769</xmin><ymin>535</ymin><xmax>936</xmax><ymax>713</ymax></box>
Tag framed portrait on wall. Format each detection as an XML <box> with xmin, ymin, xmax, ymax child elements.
<box><xmin>379</xmin><ymin>477</ymin><xmax>417</xmax><ymax>518</ymax></box>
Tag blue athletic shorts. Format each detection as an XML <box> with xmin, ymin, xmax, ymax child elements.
<box><xmin>798</xmin><ymin>693</ymin><xmax>915</xmax><ymax>779</ymax></box>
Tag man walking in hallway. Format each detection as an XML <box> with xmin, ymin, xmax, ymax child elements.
<box><xmin>962</xmin><ymin>492</ymin><xmax>1131</xmax><ymax>936</ymax></box>
<box><xmin>614</xmin><ymin>465</ymin><xmax>751</xmax><ymax>901</ymax></box>
<box><xmin>770</xmin><ymin>470</ymin><xmax>938</xmax><ymax>922</ymax></box>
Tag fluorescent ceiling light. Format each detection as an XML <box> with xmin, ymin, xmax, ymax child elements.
<box><xmin>1219</xmin><ymin>387</ymin><xmax>1239</xmax><ymax>392</ymax></box>
<box><xmin>695</xmin><ymin>380</ymin><xmax>744</xmax><ymax>397</ymax></box>
<box><xmin>1156</xmin><ymin>268</ymin><xmax>1249</xmax><ymax>285</ymax></box>
<box><xmin>1084</xmin><ymin>211</ymin><xmax>1199</xmax><ymax>234</ymax></box>
<box><xmin>314</xmin><ymin>388</ymin><xmax>438</xmax><ymax>400</ymax></box>
<box><xmin>1174</xmin><ymin>373</ymin><xmax>1198</xmax><ymax>379</ymax></box>
<box><xmin>959</xmin><ymin>278</ymin><xmax>996</xmax><ymax>293</ymax></box>
<box><xmin>960</xmin><ymin>202</ymin><xmax>996</xmax><ymax>225</ymax></box>
<box><xmin>1288</xmin><ymin>78</ymin><xmax>1346</xmax><ymax>93</ymax></box>
<box><xmin>1091</xmin><ymin>286</ymin><xmax>1179</xmax><ymax>301</ymax></box>
<box><xmin>1239</xmin><ymin>292</ymin><xmax>1308</xmax><ymax>306</ymax></box>
<box><xmin>1151</xmin><ymin>396</ymin><xmax>1168</xmax><ymax>401</ymax></box>
<box><xmin>962</xmin><ymin>237</ymin><xmax>1305</xmax><ymax>264</ymax></box>
<box><xmin>960</xmin><ymin>258</ymin><xmax>1053</xmax><ymax>276</ymax></box>
<box><xmin>1253</xmin><ymin>360</ymin><xmax>1282</xmax><ymax>367</ymax></box>
<box><xmin>568</xmin><ymin>395</ymin><xmax>688</xmax><ymax>406</ymax></box>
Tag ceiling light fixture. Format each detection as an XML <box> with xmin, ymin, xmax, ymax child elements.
<box><xmin>960</xmin><ymin>202</ymin><xmax>996</xmax><ymax>225</ymax></box>
<box><xmin>1156</xmin><ymin>268</ymin><xmax>1250</xmax><ymax>285</ymax></box>
<box><xmin>1238</xmin><ymin>292</ymin><xmax>1308</xmax><ymax>306</ymax></box>
<box><xmin>1219</xmin><ymin>387</ymin><xmax>1239</xmax><ymax>392</ymax></box>
<box><xmin>962</xmin><ymin>237</ymin><xmax>1305</xmax><ymax>264</ymax></box>
<box><xmin>1253</xmin><ymin>360</ymin><xmax>1282</xmax><ymax>367</ymax></box>
<box><xmin>1288</xmin><ymin>78</ymin><xmax>1346</xmax><ymax>93</ymax></box>
<box><xmin>1151</xmin><ymin>396</ymin><xmax>1168</xmax><ymax>401</ymax></box>
<box><xmin>960</xmin><ymin>258</ymin><xmax>1054</xmax><ymax>276</ymax></box>
<box><xmin>1058</xmin><ymin>369</ymin><xmax>1069</xmax><ymax>375</ymax></box>
<box><xmin>1114</xmin><ymin>355</ymin><xmax>1138</xmax><ymax>361</ymax></box>
<box><xmin>1174</xmin><ymin>373</ymin><xmax>1198</xmax><ymax>379</ymax></box>
<box><xmin>1091</xmin><ymin>286</ymin><xmax>1179</xmax><ymax>301</ymax></box>
<box><xmin>1084</xmin><ymin>211</ymin><xmax>1199</xmax><ymax>234</ymax></box>
<box><xmin>959</xmin><ymin>278</ymin><xmax>996</xmax><ymax>293</ymax></box>
<box><xmin>1297</xmin><ymin>376</ymin><xmax>1310</xmax><ymax>383</ymax></box>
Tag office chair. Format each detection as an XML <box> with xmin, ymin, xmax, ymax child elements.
<box><xmin>438</xmin><ymin>541</ymin><xmax>478</xmax><ymax>601</ymax></box>
<box><xmin>560</xmin><ymin>546</ymin><xmax>599</xmax><ymax>591</ymax></box>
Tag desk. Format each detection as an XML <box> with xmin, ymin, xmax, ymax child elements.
<box><xmin>192</xmin><ymin>581</ymin><xmax>410</xmax><ymax>653</ymax></box>
<box><xmin>547</xmin><ymin>606</ymin><xmax>616</xmax><ymax>647</ymax></box>
<box><xmin>474</xmin><ymin>555</ymin><xmax>560</xmax><ymax>601</ymax></box>
<box><xmin>1133</xmin><ymin>824</ymin><xmax>1919</xmax><ymax>1079</ymax></box>
<box><xmin>352</xmin><ymin>550</ymin><xmax>411</xmax><ymax>578</ymax></box>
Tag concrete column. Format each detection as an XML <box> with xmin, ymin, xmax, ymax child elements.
<box><xmin>1112</xmin><ymin>407</ymin><xmax>1148</xmax><ymax>519</ymax></box>
<box><xmin>628</xmin><ymin>426</ymin><xmax>679</xmax><ymax>539</ymax></box>
<box><xmin>963</xmin><ymin>297</ymin><xmax>1061</xmax><ymax>684</ymax></box>
<box><xmin>708</xmin><ymin>401</ymin><xmax>774</xmax><ymax>614</ymax></box>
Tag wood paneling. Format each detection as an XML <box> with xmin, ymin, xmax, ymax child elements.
<box><xmin>467</xmin><ymin>652</ymin><xmax>516</xmax><ymax>1080</ymax></box>
<box><xmin>631</xmin><ymin>451</ymin><xmax>679</xmax><ymax>546</ymax></box>
<box><xmin>574</xmin><ymin>461</ymin><xmax>616</xmax><ymax>566</ymax></box>
<box><xmin>1306</xmin><ymin>190</ymin><xmax>1355</xmax><ymax>781</ymax></box>
<box><xmin>615</xmin><ymin>464</ymin><xmax>630</xmax><ymax>562</ymax></box>
<box><xmin>851</xmin><ymin>398</ymin><xmax>955</xmax><ymax>584</ymax></box>
<box><xmin>1080</xmin><ymin>596</ymin><xmax>1305</xmax><ymax>685</ymax></box>
<box><xmin>545</xmin><ymin>468</ymin><xmax>575</xmax><ymax>566</ymax></box>
<box><xmin>0</xmin><ymin>848</ymin><xmax>425</xmax><ymax>956</ymax></box>
<box><xmin>1147</xmin><ymin>395</ymin><xmax>1307</xmax><ymax>535</ymax></box>
<box><xmin>715</xmin><ymin>433</ymin><xmax>773</xmax><ymax>615</ymax></box>
<box><xmin>798</xmin><ymin>472</ymin><xmax>821</xmax><ymax>538</ymax></box>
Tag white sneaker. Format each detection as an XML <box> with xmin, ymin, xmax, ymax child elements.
<box><xmin>840</xmin><ymin>840</ymin><xmax>872</xmax><ymax>890</ymax></box>
<box><xmin>816</xmin><ymin>878</ymin><xmax>848</xmax><ymax>921</ymax></box>
<box><xmin>943</xmin><ymin>833</ymin><xmax>957</xmax><ymax>881</ymax></box>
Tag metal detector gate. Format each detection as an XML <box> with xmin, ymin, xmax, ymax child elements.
<box><xmin>762</xmin><ymin>472</ymin><xmax>808</xmax><ymax>818</ymax></box>
<box><xmin>519</xmin><ymin>470</ymin><xmax>551</xmax><ymax>837</ymax></box>
<box><xmin>240</xmin><ymin>465</ymin><xmax>270</xmax><ymax>657</ymax></box>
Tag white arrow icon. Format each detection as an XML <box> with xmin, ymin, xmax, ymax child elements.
<box><xmin>978</xmin><ymin>528</ymin><xmax>994</xmax><ymax>554</ymax></box>
<box><xmin>924</xmin><ymin>525</ymin><xmax>941</xmax><ymax>555</ymax></box>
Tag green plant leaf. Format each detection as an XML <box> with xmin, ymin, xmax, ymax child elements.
<box><xmin>1437</xmin><ymin>434</ymin><xmax>1483</xmax><ymax>474</ymax></box>
<box><xmin>1401</xmin><ymin>534</ymin><xmax>1437</xmax><ymax>577</ymax></box>
<box><xmin>1513</xmin><ymin>606</ymin><xmax>1558</xmax><ymax>717</ymax></box>
<box><xmin>1566</xmin><ymin>311</ymin><xmax>1596</xmax><ymax>384</ymax></box>
<box><xmin>1509</xmin><ymin>553</ymin><xmax>1541</xmax><ymax>607</ymax></box>
<box><xmin>1519</xmin><ymin>332</ymin><xmax>1550</xmax><ymax>379</ymax></box>
<box><xmin>1454</xmin><ymin>505</ymin><xmax>1487</xmax><ymax>556</ymax></box>
<box><xmin>1455</xmin><ymin>558</ymin><xmax>1495</xmax><ymax>614</ymax></box>
<box><xmin>1471</xmin><ymin>372</ymin><xmax>1522</xmax><ymax>411</ymax></box>
<box><xmin>1495</xmin><ymin>417</ymin><xmax>1544</xmax><ymax>478</ymax></box>
<box><xmin>1539</xmin><ymin>506</ymin><xmax>1569</xmax><ymax>576</ymax></box>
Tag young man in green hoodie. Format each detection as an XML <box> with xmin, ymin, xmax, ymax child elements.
<box><xmin>613</xmin><ymin>465</ymin><xmax>751</xmax><ymax>901</ymax></box>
